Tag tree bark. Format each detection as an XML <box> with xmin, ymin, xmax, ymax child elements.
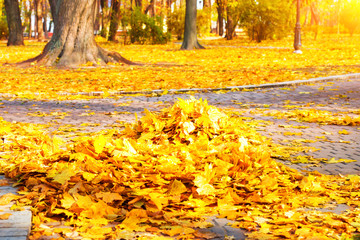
<box><xmin>225</xmin><ymin>7</ymin><xmax>235</xmax><ymax>40</ymax></box>
<box><xmin>43</xmin><ymin>1</ymin><xmax>49</xmax><ymax>39</ymax></box>
<box><xmin>48</xmin><ymin>0</ymin><xmax>59</xmax><ymax>26</ymax></box>
<box><xmin>108</xmin><ymin>0</ymin><xmax>121</xmax><ymax>42</ymax></box>
<box><xmin>19</xmin><ymin>0</ymin><xmax>135</xmax><ymax>67</ymax></box>
<box><xmin>181</xmin><ymin>0</ymin><xmax>204</xmax><ymax>50</ymax></box>
<box><xmin>100</xmin><ymin>0</ymin><xmax>110</xmax><ymax>38</ymax></box>
<box><xmin>4</xmin><ymin>0</ymin><xmax>24</xmax><ymax>46</ymax></box>
<box><xmin>35</xmin><ymin>0</ymin><xmax>44</xmax><ymax>41</ymax></box>
<box><xmin>216</xmin><ymin>0</ymin><xmax>224</xmax><ymax>36</ymax></box>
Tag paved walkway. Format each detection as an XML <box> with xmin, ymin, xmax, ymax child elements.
<box><xmin>0</xmin><ymin>77</ymin><xmax>360</xmax><ymax>239</ymax></box>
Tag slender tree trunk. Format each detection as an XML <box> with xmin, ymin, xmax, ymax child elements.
<box><xmin>108</xmin><ymin>0</ymin><xmax>121</xmax><ymax>42</ymax></box>
<box><xmin>4</xmin><ymin>0</ymin><xmax>24</xmax><ymax>46</ymax></box>
<box><xmin>43</xmin><ymin>1</ymin><xmax>49</xmax><ymax>39</ymax></box>
<box><xmin>36</xmin><ymin>0</ymin><xmax>44</xmax><ymax>40</ymax></box>
<box><xmin>144</xmin><ymin>0</ymin><xmax>155</xmax><ymax>17</ymax></box>
<box><xmin>35</xmin><ymin>0</ymin><xmax>44</xmax><ymax>41</ymax></box>
<box><xmin>181</xmin><ymin>0</ymin><xmax>204</xmax><ymax>50</ymax></box>
<box><xmin>216</xmin><ymin>0</ymin><xmax>224</xmax><ymax>36</ymax></box>
<box><xmin>94</xmin><ymin>0</ymin><xmax>101</xmax><ymax>34</ymax></box>
<box><xmin>135</xmin><ymin>0</ymin><xmax>142</xmax><ymax>10</ymax></box>
<box><xmin>203</xmin><ymin>0</ymin><xmax>211</xmax><ymax>35</ymax></box>
<box><xmin>23</xmin><ymin>0</ymin><xmax>32</xmax><ymax>39</ymax></box>
<box><xmin>310</xmin><ymin>3</ymin><xmax>319</xmax><ymax>40</ymax></box>
<box><xmin>20</xmin><ymin>0</ymin><xmax>134</xmax><ymax>67</ymax></box>
<box><xmin>100</xmin><ymin>0</ymin><xmax>110</xmax><ymax>38</ymax></box>
<box><xmin>225</xmin><ymin>7</ymin><xmax>234</xmax><ymax>40</ymax></box>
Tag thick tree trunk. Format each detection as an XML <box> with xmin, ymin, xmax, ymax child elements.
<box><xmin>181</xmin><ymin>0</ymin><xmax>204</xmax><ymax>50</ymax></box>
<box><xmin>4</xmin><ymin>0</ymin><xmax>24</xmax><ymax>46</ymax></box>
<box><xmin>19</xmin><ymin>0</ymin><xmax>134</xmax><ymax>67</ymax></box>
<box><xmin>108</xmin><ymin>0</ymin><xmax>121</xmax><ymax>42</ymax></box>
<box><xmin>35</xmin><ymin>0</ymin><xmax>44</xmax><ymax>41</ymax></box>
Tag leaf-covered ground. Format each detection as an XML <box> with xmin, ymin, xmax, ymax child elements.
<box><xmin>1</xmin><ymin>98</ymin><xmax>360</xmax><ymax>239</ymax></box>
<box><xmin>1</xmin><ymin>34</ymin><xmax>360</xmax><ymax>100</ymax></box>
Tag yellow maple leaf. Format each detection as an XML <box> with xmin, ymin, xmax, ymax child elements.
<box><xmin>61</xmin><ymin>192</ymin><xmax>76</xmax><ymax>209</ymax></box>
<box><xmin>168</xmin><ymin>180</ymin><xmax>187</xmax><ymax>195</ymax></box>
<box><xmin>53</xmin><ymin>167</ymin><xmax>76</xmax><ymax>185</ymax></box>
<box><xmin>95</xmin><ymin>192</ymin><xmax>123</xmax><ymax>203</ymax></box>
<box><xmin>94</xmin><ymin>134</ymin><xmax>106</xmax><ymax>154</ymax></box>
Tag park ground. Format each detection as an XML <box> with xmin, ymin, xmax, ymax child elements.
<box><xmin>0</xmin><ymin>34</ymin><xmax>360</xmax><ymax>99</ymax></box>
<box><xmin>0</xmin><ymin>34</ymin><xmax>360</xmax><ymax>239</ymax></box>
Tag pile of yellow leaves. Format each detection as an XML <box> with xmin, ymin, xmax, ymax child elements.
<box><xmin>1</xmin><ymin>98</ymin><xmax>360</xmax><ymax>239</ymax></box>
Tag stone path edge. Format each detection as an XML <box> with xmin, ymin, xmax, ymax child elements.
<box><xmin>56</xmin><ymin>72</ymin><xmax>360</xmax><ymax>97</ymax></box>
<box><xmin>1</xmin><ymin>73</ymin><xmax>359</xmax><ymax>99</ymax></box>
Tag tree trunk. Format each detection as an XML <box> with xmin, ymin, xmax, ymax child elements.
<box><xmin>35</xmin><ymin>0</ymin><xmax>44</xmax><ymax>41</ymax></box>
<box><xmin>108</xmin><ymin>0</ymin><xmax>121</xmax><ymax>42</ymax></box>
<box><xmin>181</xmin><ymin>0</ymin><xmax>204</xmax><ymax>50</ymax></box>
<box><xmin>144</xmin><ymin>0</ymin><xmax>155</xmax><ymax>17</ymax></box>
<box><xmin>225</xmin><ymin>7</ymin><xmax>235</xmax><ymax>40</ymax></box>
<box><xmin>100</xmin><ymin>0</ymin><xmax>110</xmax><ymax>38</ymax></box>
<box><xmin>19</xmin><ymin>0</ymin><xmax>134</xmax><ymax>67</ymax></box>
<box><xmin>23</xmin><ymin>0</ymin><xmax>32</xmax><ymax>39</ymax></box>
<box><xmin>43</xmin><ymin>1</ymin><xmax>49</xmax><ymax>39</ymax></box>
<box><xmin>4</xmin><ymin>0</ymin><xmax>24</xmax><ymax>46</ymax></box>
<box><xmin>48</xmin><ymin>0</ymin><xmax>58</xmax><ymax>26</ymax></box>
<box><xmin>135</xmin><ymin>0</ymin><xmax>142</xmax><ymax>10</ymax></box>
<box><xmin>216</xmin><ymin>0</ymin><xmax>224</xmax><ymax>36</ymax></box>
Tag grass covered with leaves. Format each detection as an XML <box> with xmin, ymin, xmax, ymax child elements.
<box><xmin>1</xmin><ymin>98</ymin><xmax>360</xmax><ymax>239</ymax></box>
<box><xmin>1</xmin><ymin>34</ymin><xmax>360</xmax><ymax>100</ymax></box>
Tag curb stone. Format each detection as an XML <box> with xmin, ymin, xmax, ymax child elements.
<box><xmin>0</xmin><ymin>175</ymin><xmax>31</xmax><ymax>240</ymax></box>
<box><xmin>55</xmin><ymin>73</ymin><xmax>360</xmax><ymax>97</ymax></box>
<box><xmin>0</xmin><ymin>73</ymin><xmax>360</xmax><ymax>99</ymax></box>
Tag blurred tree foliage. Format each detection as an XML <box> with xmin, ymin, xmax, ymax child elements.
<box><xmin>127</xmin><ymin>7</ymin><xmax>170</xmax><ymax>44</ymax></box>
<box><xmin>239</xmin><ymin>0</ymin><xmax>293</xmax><ymax>42</ymax></box>
<box><xmin>167</xmin><ymin>6</ymin><xmax>211</xmax><ymax>40</ymax></box>
<box><xmin>340</xmin><ymin>0</ymin><xmax>360</xmax><ymax>36</ymax></box>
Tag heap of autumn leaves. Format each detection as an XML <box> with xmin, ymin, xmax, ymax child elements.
<box><xmin>1</xmin><ymin>98</ymin><xmax>360</xmax><ymax>239</ymax></box>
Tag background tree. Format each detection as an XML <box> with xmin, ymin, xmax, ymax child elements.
<box><xmin>225</xmin><ymin>0</ymin><xmax>242</xmax><ymax>40</ymax></box>
<box><xmin>215</xmin><ymin>0</ymin><xmax>225</xmax><ymax>36</ymax></box>
<box><xmin>100</xmin><ymin>0</ymin><xmax>111</xmax><ymax>38</ymax></box>
<box><xmin>0</xmin><ymin>0</ymin><xmax>9</xmax><ymax>39</ymax></box>
<box><xmin>108</xmin><ymin>0</ymin><xmax>121</xmax><ymax>41</ymax></box>
<box><xmin>21</xmin><ymin>0</ymin><xmax>133</xmax><ymax>67</ymax></box>
<box><xmin>4</xmin><ymin>0</ymin><xmax>24</xmax><ymax>45</ymax></box>
<box><xmin>21</xmin><ymin>0</ymin><xmax>33</xmax><ymax>39</ymax></box>
<box><xmin>34</xmin><ymin>0</ymin><xmax>44</xmax><ymax>40</ymax></box>
<box><xmin>240</xmin><ymin>0</ymin><xmax>293</xmax><ymax>42</ymax></box>
<box><xmin>181</xmin><ymin>0</ymin><xmax>204</xmax><ymax>50</ymax></box>
<box><xmin>340</xmin><ymin>0</ymin><xmax>360</xmax><ymax>36</ymax></box>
